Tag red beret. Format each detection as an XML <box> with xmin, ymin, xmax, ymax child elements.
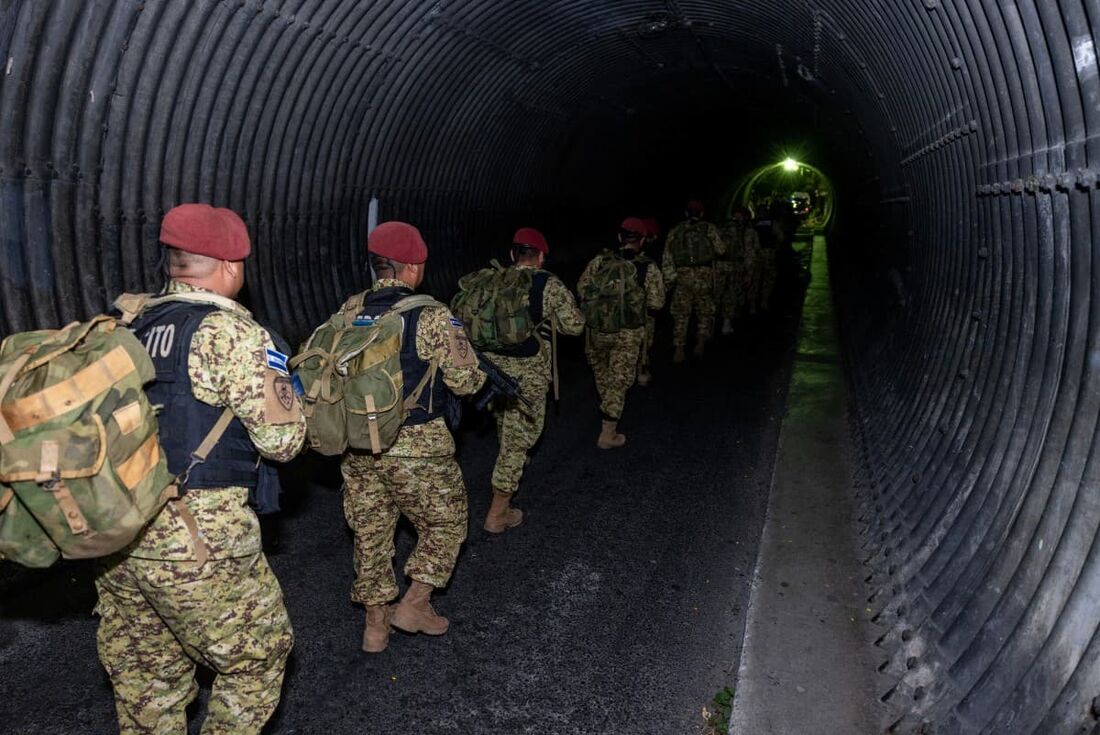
<box><xmin>642</xmin><ymin>217</ymin><xmax>660</xmax><ymax>238</ymax></box>
<box><xmin>620</xmin><ymin>217</ymin><xmax>648</xmax><ymax>237</ymax></box>
<box><xmin>160</xmin><ymin>204</ymin><xmax>251</xmax><ymax>261</ymax></box>
<box><xmin>368</xmin><ymin>221</ymin><xmax>428</xmax><ymax>264</ymax></box>
<box><xmin>513</xmin><ymin>227</ymin><xmax>549</xmax><ymax>253</ymax></box>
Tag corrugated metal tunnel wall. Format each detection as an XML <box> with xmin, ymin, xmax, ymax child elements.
<box><xmin>0</xmin><ymin>1</ymin><xmax>1097</xmax><ymax>732</ymax></box>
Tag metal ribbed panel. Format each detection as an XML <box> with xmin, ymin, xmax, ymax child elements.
<box><xmin>0</xmin><ymin>1</ymin><xmax>1097</xmax><ymax>731</ymax></box>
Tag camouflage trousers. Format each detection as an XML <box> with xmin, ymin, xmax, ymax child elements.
<box><xmin>637</xmin><ymin>314</ymin><xmax>656</xmax><ymax>371</ymax></box>
<box><xmin>715</xmin><ymin>263</ymin><xmax>745</xmax><ymax>321</ymax></box>
<box><xmin>671</xmin><ymin>267</ymin><xmax>715</xmax><ymax>348</ymax></box>
<box><xmin>490</xmin><ymin>354</ymin><xmax>549</xmax><ymax>495</ymax></box>
<box><xmin>586</xmin><ymin>327</ymin><xmax>644</xmax><ymax>420</ymax></box>
<box><xmin>743</xmin><ymin>260</ymin><xmax>761</xmax><ymax>315</ymax></box>
<box><xmin>95</xmin><ymin>552</ymin><xmax>293</xmax><ymax>735</ymax></box>
<box><xmin>341</xmin><ymin>453</ymin><xmax>468</xmax><ymax>606</ymax></box>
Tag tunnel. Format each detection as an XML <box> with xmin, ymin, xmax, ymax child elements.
<box><xmin>1</xmin><ymin>1</ymin><xmax>1099</xmax><ymax>733</ymax></box>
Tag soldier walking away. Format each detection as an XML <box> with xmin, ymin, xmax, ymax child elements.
<box><xmin>716</xmin><ymin>207</ymin><xmax>760</xmax><ymax>334</ymax></box>
<box><xmin>636</xmin><ymin>217</ymin><xmax>662</xmax><ymax>386</ymax></box>
<box><xmin>578</xmin><ymin>218</ymin><xmax>665</xmax><ymax>449</ymax></box>
<box><xmin>338</xmin><ymin>222</ymin><xmax>486</xmax><ymax>654</ymax></box>
<box><xmin>96</xmin><ymin>204</ymin><xmax>307</xmax><ymax>735</ymax></box>
<box><xmin>474</xmin><ymin>228</ymin><xmax>585</xmax><ymax>533</ymax></box>
<box><xmin>662</xmin><ymin>200</ymin><xmax>723</xmax><ymax>362</ymax></box>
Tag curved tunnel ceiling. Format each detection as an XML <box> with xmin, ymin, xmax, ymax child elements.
<box><xmin>2</xmin><ymin>1</ymin><xmax>1100</xmax><ymax>732</ymax></box>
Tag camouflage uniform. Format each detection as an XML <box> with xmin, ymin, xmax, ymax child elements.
<box><xmin>716</xmin><ymin>221</ymin><xmax>760</xmax><ymax>321</ymax></box>
<box><xmin>637</xmin><ymin>312</ymin><xmax>656</xmax><ymax>375</ymax></box>
<box><xmin>96</xmin><ymin>281</ymin><xmax>306</xmax><ymax>735</ymax></box>
<box><xmin>341</xmin><ymin>279</ymin><xmax>485</xmax><ymax>606</ymax></box>
<box><xmin>490</xmin><ymin>270</ymin><xmax>585</xmax><ymax>495</ymax></box>
<box><xmin>579</xmin><ymin>252</ymin><xmax>665</xmax><ymax>419</ymax></box>
<box><xmin>662</xmin><ymin>219</ymin><xmax>723</xmax><ymax>349</ymax></box>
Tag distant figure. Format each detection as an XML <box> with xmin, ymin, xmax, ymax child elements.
<box><xmin>662</xmin><ymin>200</ymin><xmax>723</xmax><ymax>361</ymax></box>
<box><xmin>716</xmin><ymin>207</ymin><xmax>760</xmax><ymax>334</ymax></box>
<box><xmin>578</xmin><ymin>218</ymin><xmax>665</xmax><ymax>449</ymax></box>
<box><xmin>97</xmin><ymin>204</ymin><xmax>306</xmax><ymax>735</ymax></box>
<box><xmin>637</xmin><ymin>217</ymin><xmax>662</xmax><ymax>386</ymax></box>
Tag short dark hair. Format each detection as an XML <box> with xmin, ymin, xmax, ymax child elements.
<box><xmin>369</xmin><ymin>253</ymin><xmax>401</xmax><ymax>276</ymax></box>
<box><xmin>511</xmin><ymin>245</ymin><xmax>541</xmax><ymax>262</ymax></box>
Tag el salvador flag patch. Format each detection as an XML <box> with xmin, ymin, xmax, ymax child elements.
<box><xmin>266</xmin><ymin>348</ymin><xmax>290</xmax><ymax>376</ymax></box>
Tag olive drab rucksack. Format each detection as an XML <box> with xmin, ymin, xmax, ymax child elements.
<box><xmin>669</xmin><ymin>221</ymin><xmax>715</xmax><ymax>267</ymax></box>
<box><xmin>578</xmin><ymin>251</ymin><xmax>647</xmax><ymax>333</ymax></box>
<box><xmin>290</xmin><ymin>292</ymin><xmax>443</xmax><ymax>456</ymax></box>
<box><xmin>0</xmin><ymin>315</ymin><xmax>176</xmax><ymax>567</ymax></box>
<box><xmin>451</xmin><ymin>260</ymin><xmax>542</xmax><ymax>350</ymax></box>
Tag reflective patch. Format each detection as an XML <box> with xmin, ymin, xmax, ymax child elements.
<box><xmin>449</xmin><ymin>317</ymin><xmax>463</xmax><ymax>328</ymax></box>
<box><xmin>353</xmin><ymin>315</ymin><xmax>377</xmax><ymax>327</ymax></box>
<box><xmin>266</xmin><ymin>348</ymin><xmax>289</xmax><ymax>375</ymax></box>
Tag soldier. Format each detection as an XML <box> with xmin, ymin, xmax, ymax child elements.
<box><xmin>636</xmin><ymin>217</ymin><xmax>661</xmax><ymax>386</ymax></box>
<box><xmin>578</xmin><ymin>218</ymin><xmax>665</xmax><ymax>449</ymax></box>
<box><xmin>483</xmin><ymin>228</ymin><xmax>585</xmax><ymax>533</ymax></box>
<box><xmin>662</xmin><ymin>200</ymin><xmax>723</xmax><ymax>362</ymax></box>
<box><xmin>339</xmin><ymin>221</ymin><xmax>486</xmax><ymax>653</ymax></box>
<box><xmin>716</xmin><ymin>207</ymin><xmax>760</xmax><ymax>334</ymax></box>
<box><xmin>96</xmin><ymin>203</ymin><xmax>306</xmax><ymax>735</ymax></box>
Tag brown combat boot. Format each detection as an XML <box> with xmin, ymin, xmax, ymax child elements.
<box><xmin>391</xmin><ymin>580</ymin><xmax>449</xmax><ymax>635</ymax></box>
<box><xmin>693</xmin><ymin>335</ymin><xmax>706</xmax><ymax>359</ymax></box>
<box><xmin>597</xmin><ymin>420</ymin><xmax>626</xmax><ymax>449</ymax></box>
<box><xmin>362</xmin><ymin>605</ymin><xmax>391</xmax><ymax>653</ymax></box>
<box><xmin>484</xmin><ymin>489</ymin><xmax>523</xmax><ymax>533</ymax></box>
<box><xmin>673</xmin><ymin>346</ymin><xmax>686</xmax><ymax>363</ymax></box>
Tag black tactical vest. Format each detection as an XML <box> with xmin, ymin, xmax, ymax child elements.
<box><xmin>131</xmin><ymin>302</ymin><xmax>259</xmax><ymax>490</ymax></box>
<box><xmin>359</xmin><ymin>287</ymin><xmax>455</xmax><ymax>426</ymax></box>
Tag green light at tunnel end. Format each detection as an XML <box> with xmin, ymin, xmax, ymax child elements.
<box><xmin>782</xmin><ymin>157</ymin><xmax>800</xmax><ymax>172</ymax></box>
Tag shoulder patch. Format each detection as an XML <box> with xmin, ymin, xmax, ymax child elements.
<box><xmin>266</xmin><ymin>347</ymin><xmax>290</xmax><ymax>376</ymax></box>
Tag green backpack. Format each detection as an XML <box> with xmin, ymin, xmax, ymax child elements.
<box><xmin>669</xmin><ymin>222</ymin><xmax>715</xmax><ymax>267</ymax></box>
<box><xmin>451</xmin><ymin>261</ymin><xmax>541</xmax><ymax>350</ymax></box>
<box><xmin>0</xmin><ymin>315</ymin><xmax>176</xmax><ymax>567</ymax></box>
<box><xmin>291</xmin><ymin>292</ymin><xmax>442</xmax><ymax>457</ymax></box>
<box><xmin>578</xmin><ymin>251</ymin><xmax>648</xmax><ymax>333</ymax></box>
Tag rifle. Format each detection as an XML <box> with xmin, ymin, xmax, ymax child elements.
<box><xmin>474</xmin><ymin>353</ymin><xmax>535</xmax><ymax>414</ymax></box>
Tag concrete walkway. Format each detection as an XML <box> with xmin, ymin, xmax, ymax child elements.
<box><xmin>729</xmin><ymin>236</ymin><xmax>882</xmax><ymax>734</ymax></box>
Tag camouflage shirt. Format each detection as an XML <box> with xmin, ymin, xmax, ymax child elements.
<box><xmin>128</xmin><ymin>281</ymin><xmax>306</xmax><ymax>561</ymax></box>
<box><xmin>373</xmin><ymin>279</ymin><xmax>486</xmax><ymax>458</ymax></box>
<box><xmin>718</xmin><ymin>222</ymin><xmax>760</xmax><ymax>267</ymax></box>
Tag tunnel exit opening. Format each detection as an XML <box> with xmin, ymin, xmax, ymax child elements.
<box><xmin>731</xmin><ymin>159</ymin><xmax>836</xmax><ymax>232</ymax></box>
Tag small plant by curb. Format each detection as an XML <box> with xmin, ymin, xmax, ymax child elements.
<box><xmin>702</xmin><ymin>686</ymin><xmax>734</xmax><ymax>734</ymax></box>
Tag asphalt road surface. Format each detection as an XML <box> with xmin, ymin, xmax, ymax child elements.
<box><xmin>0</xmin><ymin>308</ymin><xmax>798</xmax><ymax>735</ymax></box>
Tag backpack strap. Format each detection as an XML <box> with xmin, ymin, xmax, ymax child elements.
<box><xmin>170</xmin><ymin>405</ymin><xmax>235</xmax><ymax>566</ymax></box>
<box><xmin>114</xmin><ymin>291</ymin><xmax>242</xmax><ymax>325</ymax></box>
<box><xmin>389</xmin><ymin>294</ymin><xmax>445</xmax><ymax>315</ymax></box>
<box><xmin>388</xmin><ymin>295</ymin><xmax>446</xmax><ymax>415</ymax></box>
<box><xmin>0</xmin><ymin>349</ymin><xmax>34</xmax><ymax>444</ymax></box>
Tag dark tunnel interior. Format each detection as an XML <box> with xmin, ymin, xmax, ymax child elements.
<box><xmin>3</xmin><ymin>1</ymin><xmax>1100</xmax><ymax>733</ymax></box>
